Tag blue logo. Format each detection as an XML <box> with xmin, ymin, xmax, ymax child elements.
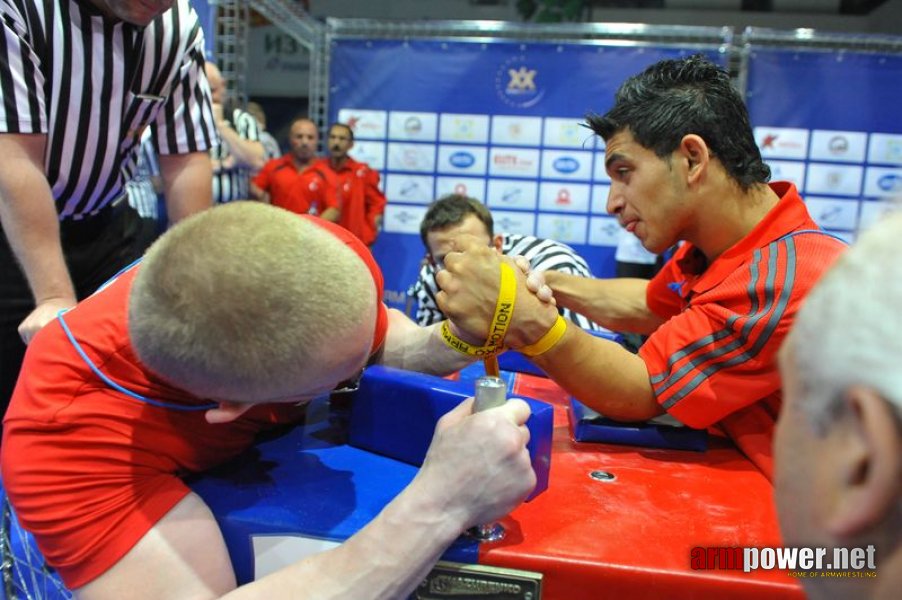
<box><xmin>877</xmin><ymin>173</ymin><xmax>902</xmax><ymax>192</ymax></box>
<box><xmin>553</xmin><ymin>157</ymin><xmax>580</xmax><ymax>174</ymax></box>
<box><xmin>449</xmin><ymin>152</ymin><xmax>476</xmax><ymax>169</ymax></box>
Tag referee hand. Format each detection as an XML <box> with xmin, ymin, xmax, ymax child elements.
<box><xmin>18</xmin><ymin>298</ymin><xmax>75</xmax><ymax>344</ymax></box>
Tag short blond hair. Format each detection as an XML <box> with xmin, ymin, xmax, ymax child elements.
<box><xmin>129</xmin><ymin>202</ymin><xmax>377</xmax><ymax>401</ymax></box>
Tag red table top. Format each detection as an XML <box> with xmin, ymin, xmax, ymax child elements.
<box><xmin>475</xmin><ymin>373</ymin><xmax>803</xmax><ymax>600</ymax></box>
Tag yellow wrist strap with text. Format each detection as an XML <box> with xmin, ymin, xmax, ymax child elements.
<box><xmin>518</xmin><ymin>315</ymin><xmax>567</xmax><ymax>357</ymax></box>
<box><xmin>440</xmin><ymin>262</ymin><xmax>517</xmax><ymax>359</ymax></box>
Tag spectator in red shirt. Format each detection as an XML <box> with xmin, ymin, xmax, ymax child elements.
<box><xmin>311</xmin><ymin>123</ymin><xmax>387</xmax><ymax>246</ymax></box>
<box><xmin>251</xmin><ymin>118</ymin><xmax>338</xmax><ymax>218</ymax></box>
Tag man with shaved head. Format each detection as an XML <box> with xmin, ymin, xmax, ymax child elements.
<box><xmin>2</xmin><ymin>203</ymin><xmax>534</xmax><ymax>598</ymax></box>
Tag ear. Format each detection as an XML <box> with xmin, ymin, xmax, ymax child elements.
<box><xmin>678</xmin><ymin>134</ymin><xmax>710</xmax><ymax>185</ymax></box>
<box><xmin>492</xmin><ymin>234</ymin><xmax>504</xmax><ymax>252</ymax></box>
<box><xmin>205</xmin><ymin>400</ymin><xmax>255</xmax><ymax>425</ymax></box>
<box><xmin>827</xmin><ymin>386</ymin><xmax>901</xmax><ymax>538</ymax></box>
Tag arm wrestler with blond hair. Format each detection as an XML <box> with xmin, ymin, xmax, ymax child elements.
<box><xmin>2</xmin><ymin>202</ymin><xmax>534</xmax><ymax>599</ymax></box>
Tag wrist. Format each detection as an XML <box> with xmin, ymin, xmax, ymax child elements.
<box><xmin>506</xmin><ymin>308</ymin><xmax>559</xmax><ymax>349</ymax></box>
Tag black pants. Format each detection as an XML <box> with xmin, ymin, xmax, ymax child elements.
<box><xmin>0</xmin><ymin>204</ymin><xmax>149</xmax><ymax>427</ymax></box>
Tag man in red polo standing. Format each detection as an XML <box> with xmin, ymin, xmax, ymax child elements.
<box><xmin>312</xmin><ymin>123</ymin><xmax>387</xmax><ymax>246</ymax></box>
<box><xmin>251</xmin><ymin>118</ymin><xmax>338</xmax><ymax>220</ymax></box>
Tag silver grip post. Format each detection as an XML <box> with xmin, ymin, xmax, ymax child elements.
<box><xmin>474</xmin><ymin>375</ymin><xmax>507</xmax><ymax>412</ymax></box>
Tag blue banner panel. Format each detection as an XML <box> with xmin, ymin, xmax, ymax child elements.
<box><xmin>746</xmin><ymin>48</ymin><xmax>902</xmax><ymax>240</ymax></box>
<box><xmin>329</xmin><ymin>40</ymin><xmax>726</xmax><ymax>311</ymax></box>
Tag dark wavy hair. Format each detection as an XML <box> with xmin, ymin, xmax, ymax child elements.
<box><xmin>587</xmin><ymin>54</ymin><xmax>770</xmax><ymax>191</ymax></box>
<box><xmin>419</xmin><ymin>194</ymin><xmax>493</xmax><ymax>247</ymax></box>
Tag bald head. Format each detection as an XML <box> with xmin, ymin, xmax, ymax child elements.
<box><xmin>129</xmin><ymin>203</ymin><xmax>378</xmax><ymax>402</ymax></box>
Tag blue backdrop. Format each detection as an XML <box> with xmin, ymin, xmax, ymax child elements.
<box><xmin>329</xmin><ymin>40</ymin><xmax>726</xmax><ymax>311</ymax></box>
<box><xmin>745</xmin><ymin>48</ymin><xmax>902</xmax><ymax>241</ymax></box>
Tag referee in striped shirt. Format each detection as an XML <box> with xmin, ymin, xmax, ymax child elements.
<box><xmin>0</xmin><ymin>0</ymin><xmax>217</xmax><ymax>417</ymax></box>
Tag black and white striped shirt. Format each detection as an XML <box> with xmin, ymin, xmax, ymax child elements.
<box><xmin>0</xmin><ymin>0</ymin><xmax>217</xmax><ymax>220</ymax></box>
<box><xmin>409</xmin><ymin>233</ymin><xmax>603</xmax><ymax>331</ymax></box>
<box><xmin>211</xmin><ymin>107</ymin><xmax>260</xmax><ymax>203</ymax></box>
<box><xmin>124</xmin><ymin>130</ymin><xmax>160</xmax><ymax>219</ymax></box>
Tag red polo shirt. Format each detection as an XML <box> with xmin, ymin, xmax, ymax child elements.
<box><xmin>640</xmin><ymin>182</ymin><xmax>846</xmax><ymax>480</ymax></box>
<box><xmin>311</xmin><ymin>157</ymin><xmax>387</xmax><ymax>245</ymax></box>
<box><xmin>253</xmin><ymin>154</ymin><xmax>337</xmax><ymax>215</ymax></box>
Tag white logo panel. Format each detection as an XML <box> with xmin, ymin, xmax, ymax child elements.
<box><xmin>439</xmin><ymin>114</ymin><xmax>490</xmax><ymax>144</ymax></box>
<box><xmin>591</xmin><ymin>185</ymin><xmax>611</xmax><ymax>215</ymax></box>
<box><xmin>337</xmin><ymin>108</ymin><xmax>386</xmax><ymax>140</ymax></box>
<box><xmin>804</xmin><ymin>197</ymin><xmax>860</xmax><ymax>231</ymax></box>
<box><xmin>387</xmin><ymin>143</ymin><xmax>436</xmax><ymax>173</ymax></box>
<box><xmin>867</xmin><ymin>133</ymin><xmax>902</xmax><ymax>166</ymax></box>
<box><xmin>863</xmin><ymin>166</ymin><xmax>902</xmax><ymax>197</ymax></box>
<box><xmin>543</xmin><ymin>117</ymin><xmax>594</xmax><ymax>149</ymax></box>
<box><xmin>492</xmin><ymin>210</ymin><xmax>536</xmax><ymax>236</ymax></box>
<box><xmin>805</xmin><ymin>163</ymin><xmax>863</xmax><ymax>197</ymax></box>
<box><xmin>486</xmin><ymin>179</ymin><xmax>538</xmax><ymax>210</ymax></box>
<box><xmin>491</xmin><ymin>116</ymin><xmax>542</xmax><ymax>146</ymax></box>
<box><xmin>489</xmin><ymin>148</ymin><xmax>540</xmax><ymax>178</ymax></box>
<box><xmin>384</xmin><ymin>174</ymin><xmax>435</xmax><ymax>205</ymax></box>
<box><xmin>808</xmin><ymin>130</ymin><xmax>867</xmax><ymax>163</ymax></box>
<box><xmin>437</xmin><ymin>145</ymin><xmax>488</xmax><ymax>175</ymax></box>
<box><xmin>755</xmin><ymin>126</ymin><xmax>809</xmax><ymax>160</ymax></box>
<box><xmin>435</xmin><ymin>176</ymin><xmax>486</xmax><ymax>201</ymax></box>
<box><xmin>859</xmin><ymin>199</ymin><xmax>902</xmax><ymax>230</ymax></box>
<box><xmin>384</xmin><ymin>204</ymin><xmax>428</xmax><ymax>234</ymax></box>
<box><xmin>388</xmin><ymin>111</ymin><xmax>438</xmax><ymax>142</ymax></box>
<box><xmin>349</xmin><ymin>141</ymin><xmax>385</xmax><ymax>171</ymax></box>
<box><xmin>538</xmin><ymin>182</ymin><xmax>589</xmax><ymax>213</ymax></box>
<box><xmin>540</xmin><ymin>150</ymin><xmax>593</xmax><ymax>181</ymax></box>
<box><xmin>588</xmin><ymin>216</ymin><xmax>622</xmax><ymax>247</ymax></box>
<box><xmin>766</xmin><ymin>160</ymin><xmax>807</xmax><ymax>190</ymax></box>
<box><xmin>536</xmin><ymin>214</ymin><xmax>587</xmax><ymax>245</ymax></box>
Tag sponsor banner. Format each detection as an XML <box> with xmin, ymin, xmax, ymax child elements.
<box><xmin>439</xmin><ymin>114</ymin><xmax>490</xmax><ymax>144</ymax></box>
<box><xmin>492</xmin><ymin>210</ymin><xmax>536</xmax><ymax>236</ymax></box>
<box><xmin>588</xmin><ymin>216</ymin><xmax>622</xmax><ymax>247</ymax></box>
<box><xmin>349</xmin><ymin>141</ymin><xmax>386</xmax><ymax>171</ymax></box>
<box><xmin>766</xmin><ymin>160</ymin><xmax>806</xmax><ymax>191</ymax></box>
<box><xmin>615</xmin><ymin>229</ymin><xmax>658</xmax><ymax>264</ymax></box>
<box><xmin>486</xmin><ymin>179</ymin><xmax>538</xmax><ymax>211</ymax></box>
<box><xmin>591</xmin><ymin>185</ymin><xmax>611</xmax><ymax>215</ymax></box>
<box><xmin>804</xmin><ymin>163</ymin><xmax>863</xmax><ymax>197</ymax></box>
<box><xmin>387</xmin><ymin>142</ymin><xmax>437</xmax><ymax>173</ymax></box>
<box><xmin>436</xmin><ymin>176</ymin><xmax>486</xmax><ymax>201</ymax></box>
<box><xmin>756</xmin><ymin>127</ymin><xmax>809</xmax><ymax>160</ymax></box>
<box><xmin>245</xmin><ymin>25</ymin><xmax>310</xmax><ymax>96</ymax></box>
<box><xmin>384</xmin><ymin>204</ymin><xmax>429</xmax><ymax>234</ymax></box>
<box><xmin>867</xmin><ymin>133</ymin><xmax>902</xmax><ymax>166</ymax></box>
<box><xmin>337</xmin><ymin>108</ymin><xmax>387</xmax><ymax>140</ymax></box>
<box><xmin>388</xmin><ymin>111</ymin><xmax>438</xmax><ymax>142</ymax></box>
<box><xmin>437</xmin><ymin>145</ymin><xmax>488</xmax><ymax>175</ymax></box>
<box><xmin>543</xmin><ymin>117</ymin><xmax>594</xmax><ymax>149</ymax></box>
<box><xmin>538</xmin><ymin>182</ymin><xmax>590</xmax><ymax>213</ymax></box>
<box><xmin>489</xmin><ymin>147</ymin><xmax>541</xmax><ymax>178</ymax></box>
<box><xmin>540</xmin><ymin>150</ymin><xmax>593</xmax><ymax>181</ymax></box>
<box><xmin>384</xmin><ymin>173</ymin><xmax>435</xmax><ymax>205</ymax></box>
<box><xmin>859</xmin><ymin>198</ymin><xmax>902</xmax><ymax>230</ymax></box>
<box><xmin>862</xmin><ymin>166</ymin><xmax>902</xmax><ymax>197</ymax></box>
<box><xmin>808</xmin><ymin>130</ymin><xmax>867</xmax><ymax>163</ymax></box>
<box><xmin>804</xmin><ymin>197</ymin><xmax>860</xmax><ymax>231</ymax></box>
<box><xmin>536</xmin><ymin>214</ymin><xmax>588</xmax><ymax>245</ymax></box>
<box><xmin>491</xmin><ymin>116</ymin><xmax>542</xmax><ymax>146</ymax></box>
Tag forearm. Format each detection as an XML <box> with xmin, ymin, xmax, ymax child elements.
<box><xmin>319</xmin><ymin>207</ymin><xmax>340</xmax><ymax>222</ymax></box>
<box><xmin>380</xmin><ymin>308</ymin><xmax>474</xmax><ymax>375</ymax></box>
<box><xmin>159</xmin><ymin>152</ymin><xmax>213</xmax><ymax>223</ymax></box>
<box><xmin>0</xmin><ymin>139</ymin><xmax>75</xmax><ymax>305</ymax></box>
<box><xmin>544</xmin><ymin>271</ymin><xmax>663</xmax><ymax>334</ymax></box>
<box><xmin>249</xmin><ymin>182</ymin><xmax>269</xmax><ymax>203</ymax></box>
<box><xmin>531</xmin><ymin>325</ymin><xmax>663</xmax><ymax>421</ymax></box>
<box><xmin>217</xmin><ymin>124</ymin><xmax>265</xmax><ymax>171</ymax></box>
<box><xmin>223</xmin><ymin>480</ymin><xmax>461</xmax><ymax>600</ymax></box>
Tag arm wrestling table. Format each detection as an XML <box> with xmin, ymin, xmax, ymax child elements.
<box><xmin>0</xmin><ymin>361</ymin><xmax>802</xmax><ymax>600</ymax></box>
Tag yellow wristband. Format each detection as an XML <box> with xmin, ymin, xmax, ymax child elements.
<box><xmin>440</xmin><ymin>262</ymin><xmax>517</xmax><ymax>358</ymax></box>
<box><xmin>518</xmin><ymin>315</ymin><xmax>567</xmax><ymax>357</ymax></box>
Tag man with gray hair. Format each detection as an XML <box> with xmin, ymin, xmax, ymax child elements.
<box><xmin>775</xmin><ymin>212</ymin><xmax>902</xmax><ymax>599</ymax></box>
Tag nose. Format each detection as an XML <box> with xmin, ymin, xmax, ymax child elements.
<box><xmin>606</xmin><ymin>186</ymin><xmax>624</xmax><ymax>216</ymax></box>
